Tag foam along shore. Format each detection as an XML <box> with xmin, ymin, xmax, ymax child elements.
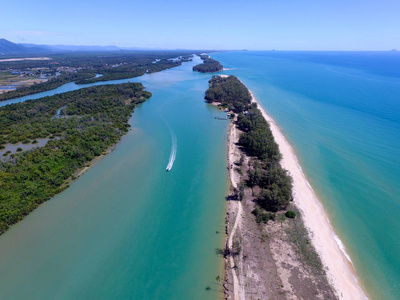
<box><xmin>249</xmin><ymin>91</ymin><xmax>368</xmax><ymax>300</ymax></box>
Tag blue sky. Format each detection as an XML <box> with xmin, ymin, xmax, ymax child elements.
<box><xmin>1</xmin><ymin>0</ymin><xmax>399</xmax><ymax>50</ymax></box>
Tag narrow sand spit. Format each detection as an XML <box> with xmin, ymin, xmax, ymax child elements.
<box><xmin>249</xmin><ymin>90</ymin><xmax>368</xmax><ymax>300</ymax></box>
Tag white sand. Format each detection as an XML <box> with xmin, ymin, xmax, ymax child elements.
<box><xmin>250</xmin><ymin>91</ymin><xmax>368</xmax><ymax>300</ymax></box>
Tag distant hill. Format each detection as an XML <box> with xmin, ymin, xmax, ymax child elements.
<box><xmin>22</xmin><ymin>44</ymin><xmax>121</xmax><ymax>52</ymax></box>
<box><xmin>0</xmin><ymin>38</ymin><xmax>122</xmax><ymax>55</ymax></box>
<box><xmin>0</xmin><ymin>38</ymin><xmax>212</xmax><ymax>55</ymax></box>
<box><xmin>19</xmin><ymin>43</ymin><xmax>53</xmax><ymax>52</ymax></box>
<box><xmin>0</xmin><ymin>38</ymin><xmax>30</xmax><ymax>54</ymax></box>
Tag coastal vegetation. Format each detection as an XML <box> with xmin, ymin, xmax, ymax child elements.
<box><xmin>238</xmin><ymin>107</ymin><xmax>293</xmax><ymax>211</ymax></box>
<box><xmin>193</xmin><ymin>55</ymin><xmax>223</xmax><ymax>73</ymax></box>
<box><xmin>205</xmin><ymin>75</ymin><xmax>292</xmax><ymax>212</ymax></box>
<box><xmin>205</xmin><ymin>75</ymin><xmax>251</xmax><ymax>112</ymax></box>
<box><xmin>285</xmin><ymin>210</ymin><xmax>296</xmax><ymax>218</ymax></box>
<box><xmin>0</xmin><ymin>83</ymin><xmax>151</xmax><ymax>234</ymax></box>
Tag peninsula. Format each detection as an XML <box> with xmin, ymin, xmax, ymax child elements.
<box><xmin>205</xmin><ymin>75</ymin><xmax>367</xmax><ymax>299</ymax></box>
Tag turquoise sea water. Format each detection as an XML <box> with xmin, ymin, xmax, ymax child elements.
<box><xmin>211</xmin><ymin>51</ymin><xmax>400</xmax><ymax>300</ymax></box>
<box><xmin>0</xmin><ymin>57</ymin><xmax>228</xmax><ymax>299</ymax></box>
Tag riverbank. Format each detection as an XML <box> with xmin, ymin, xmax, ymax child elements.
<box><xmin>248</xmin><ymin>90</ymin><xmax>368</xmax><ymax>299</ymax></box>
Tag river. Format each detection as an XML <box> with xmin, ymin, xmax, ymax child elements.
<box><xmin>0</xmin><ymin>56</ymin><xmax>228</xmax><ymax>299</ymax></box>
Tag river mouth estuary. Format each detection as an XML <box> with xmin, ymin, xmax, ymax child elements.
<box><xmin>1</xmin><ymin>51</ymin><xmax>400</xmax><ymax>299</ymax></box>
<box><xmin>0</xmin><ymin>56</ymin><xmax>229</xmax><ymax>299</ymax></box>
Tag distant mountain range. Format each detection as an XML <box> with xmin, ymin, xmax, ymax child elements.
<box><xmin>20</xmin><ymin>43</ymin><xmax>121</xmax><ymax>52</ymax></box>
<box><xmin>0</xmin><ymin>38</ymin><xmax>127</xmax><ymax>55</ymax></box>
<box><xmin>0</xmin><ymin>38</ymin><xmax>203</xmax><ymax>56</ymax></box>
<box><xmin>0</xmin><ymin>38</ymin><xmax>162</xmax><ymax>55</ymax></box>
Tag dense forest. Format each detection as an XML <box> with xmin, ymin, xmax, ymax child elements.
<box><xmin>205</xmin><ymin>75</ymin><xmax>252</xmax><ymax>113</ymax></box>
<box><xmin>205</xmin><ymin>75</ymin><xmax>292</xmax><ymax>213</ymax></box>
<box><xmin>0</xmin><ymin>51</ymin><xmax>197</xmax><ymax>101</ymax></box>
<box><xmin>0</xmin><ymin>83</ymin><xmax>151</xmax><ymax>234</ymax></box>
<box><xmin>193</xmin><ymin>55</ymin><xmax>223</xmax><ymax>73</ymax></box>
<box><xmin>237</xmin><ymin>105</ymin><xmax>293</xmax><ymax>212</ymax></box>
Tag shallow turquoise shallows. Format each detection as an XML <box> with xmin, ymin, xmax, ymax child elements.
<box><xmin>0</xmin><ymin>57</ymin><xmax>228</xmax><ymax>299</ymax></box>
<box><xmin>211</xmin><ymin>51</ymin><xmax>400</xmax><ymax>300</ymax></box>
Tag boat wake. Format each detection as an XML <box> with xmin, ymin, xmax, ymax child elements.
<box><xmin>160</xmin><ymin>100</ymin><xmax>177</xmax><ymax>172</ymax></box>
<box><xmin>166</xmin><ymin>132</ymin><xmax>177</xmax><ymax>172</ymax></box>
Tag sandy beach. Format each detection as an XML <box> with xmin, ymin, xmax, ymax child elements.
<box><xmin>249</xmin><ymin>90</ymin><xmax>368</xmax><ymax>300</ymax></box>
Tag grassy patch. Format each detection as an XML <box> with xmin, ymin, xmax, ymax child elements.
<box><xmin>285</xmin><ymin>207</ymin><xmax>325</xmax><ymax>275</ymax></box>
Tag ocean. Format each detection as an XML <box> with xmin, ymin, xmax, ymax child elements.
<box><xmin>211</xmin><ymin>50</ymin><xmax>400</xmax><ymax>299</ymax></box>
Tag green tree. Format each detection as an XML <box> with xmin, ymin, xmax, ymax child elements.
<box><xmin>258</xmin><ymin>184</ymin><xmax>290</xmax><ymax>212</ymax></box>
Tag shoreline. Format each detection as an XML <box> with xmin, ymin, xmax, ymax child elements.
<box><xmin>249</xmin><ymin>90</ymin><xmax>368</xmax><ymax>299</ymax></box>
<box><xmin>225</xmin><ymin>120</ymin><xmax>243</xmax><ymax>300</ymax></box>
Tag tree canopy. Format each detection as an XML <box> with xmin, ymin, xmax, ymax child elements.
<box><xmin>193</xmin><ymin>56</ymin><xmax>223</xmax><ymax>73</ymax></box>
<box><xmin>204</xmin><ymin>75</ymin><xmax>293</xmax><ymax>212</ymax></box>
<box><xmin>238</xmin><ymin>106</ymin><xmax>292</xmax><ymax>212</ymax></box>
<box><xmin>205</xmin><ymin>75</ymin><xmax>251</xmax><ymax>113</ymax></box>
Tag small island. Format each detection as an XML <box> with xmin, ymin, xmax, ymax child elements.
<box><xmin>192</xmin><ymin>55</ymin><xmax>223</xmax><ymax>73</ymax></box>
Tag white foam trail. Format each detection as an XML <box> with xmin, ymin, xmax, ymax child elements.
<box><xmin>326</xmin><ymin>67</ymin><xmax>362</xmax><ymax>79</ymax></box>
<box><xmin>166</xmin><ymin>132</ymin><xmax>177</xmax><ymax>171</ymax></box>
<box><xmin>159</xmin><ymin>100</ymin><xmax>177</xmax><ymax>172</ymax></box>
<box><xmin>326</xmin><ymin>67</ymin><xmax>400</xmax><ymax>84</ymax></box>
